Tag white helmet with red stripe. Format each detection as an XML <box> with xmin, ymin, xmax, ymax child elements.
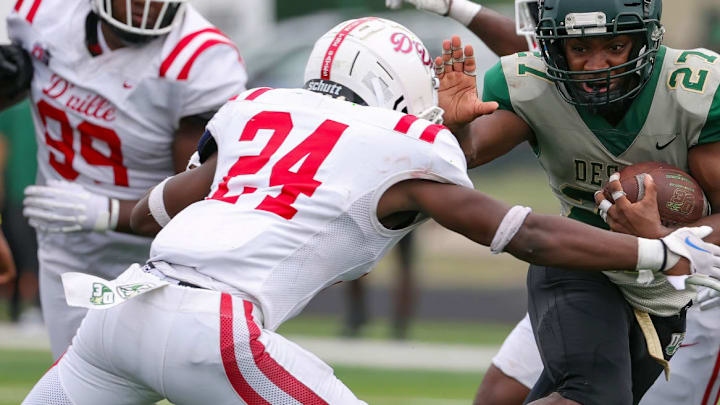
<box><xmin>92</xmin><ymin>0</ymin><xmax>187</xmax><ymax>37</ymax></box>
<box><xmin>304</xmin><ymin>17</ymin><xmax>444</xmax><ymax>124</ymax></box>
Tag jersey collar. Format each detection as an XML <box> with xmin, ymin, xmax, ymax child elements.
<box><xmin>574</xmin><ymin>46</ymin><xmax>668</xmax><ymax>157</ymax></box>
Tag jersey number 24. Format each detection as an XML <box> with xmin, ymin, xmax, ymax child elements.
<box><xmin>210</xmin><ymin>111</ymin><xmax>348</xmax><ymax>220</ymax></box>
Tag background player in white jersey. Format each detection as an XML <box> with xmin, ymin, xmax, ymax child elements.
<box><xmin>437</xmin><ymin>0</ymin><xmax>720</xmax><ymax>403</ymax></box>
<box><xmin>21</xmin><ymin>16</ymin><xmax>720</xmax><ymax>405</ymax></box>
<box><xmin>0</xmin><ymin>0</ymin><xmax>247</xmax><ymax>359</ymax></box>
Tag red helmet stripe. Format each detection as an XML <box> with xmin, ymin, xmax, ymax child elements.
<box><xmin>320</xmin><ymin>17</ymin><xmax>375</xmax><ymax>80</ymax></box>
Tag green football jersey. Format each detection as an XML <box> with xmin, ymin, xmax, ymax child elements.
<box><xmin>483</xmin><ymin>45</ymin><xmax>720</xmax><ymax>316</ymax></box>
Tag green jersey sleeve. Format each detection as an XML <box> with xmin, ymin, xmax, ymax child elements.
<box><xmin>698</xmin><ymin>82</ymin><xmax>720</xmax><ymax>145</ymax></box>
<box><xmin>482</xmin><ymin>60</ymin><xmax>515</xmax><ymax>113</ymax></box>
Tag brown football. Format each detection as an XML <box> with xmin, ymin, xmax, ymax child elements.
<box><xmin>602</xmin><ymin>162</ymin><xmax>709</xmax><ymax>226</ymax></box>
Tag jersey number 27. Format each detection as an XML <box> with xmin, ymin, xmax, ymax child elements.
<box><xmin>210</xmin><ymin>111</ymin><xmax>348</xmax><ymax>220</ymax></box>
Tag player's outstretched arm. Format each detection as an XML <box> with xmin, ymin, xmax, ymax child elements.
<box><xmin>380</xmin><ymin>179</ymin><xmax>720</xmax><ymax>279</ymax></box>
<box><xmin>130</xmin><ymin>153</ymin><xmax>217</xmax><ymax>236</ymax></box>
<box><xmin>385</xmin><ymin>0</ymin><xmax>527</xmax><ymax>56</ymax></box>
<box><xmin>0</xmin><ymin>44</ymin><xmax>32</xmax><ymax>111</ymax></box>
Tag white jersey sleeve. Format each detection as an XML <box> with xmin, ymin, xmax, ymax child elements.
<box><xmin>158</xmin><ymin>5</ymin><xmax>247</xmax><ymax>118</ymax></box>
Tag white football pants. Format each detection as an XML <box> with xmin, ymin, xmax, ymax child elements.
<box><xmin>24</xmin><ymin>282</ymin><xmax>366</xmax><ymax>404</ymax></box>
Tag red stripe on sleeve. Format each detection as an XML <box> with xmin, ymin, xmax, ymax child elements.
<box><xmin>702</xmin><ymin>349</ymin><xmax>720</xmax><ymax>405</ymax></box>
<box><xmin>26</xmin><ymin>0</ymin><xmax>42</xmax><ymax>23</ymax></box>
<box><xmin>160</xmin><ymin>28</ymin><xmax>226</xmax><ymax>77</ymax></box>
<box><xmin>419</xmin><ymin>124</ymin><xmax>447</xmax><ymax>144</ymax></box>
<box><xmin>243</xmin><ymin>300</ymin><xmax>328</xmax><ymax>404</ymax></box>
<box><xmin>219</xmin><ymin>293</ymin><xmax>270</xmax><ymax>404</ymax></box>
<box><xmin>14</xmin><ymin>0</ymin><xmax>24</xmax><ymax>11</ymax></box>
<box><xmin>176</xmin><ymin>39</ymin><xmax>237</xmax><ymax>80</ymax></box>
<box><xmin>320</xmin><ymin>17</ymin><xmax>375</xmax><ymax>80</ymax></box>
<box><xmin>393</xmin><ymin>115</ymin><xmax>418</xmax><ymax>134</ymax></box>
<box><xmin>244</xmin><ymin>88</ymin><xmax>272</xmax><ymax>101</ymax></box>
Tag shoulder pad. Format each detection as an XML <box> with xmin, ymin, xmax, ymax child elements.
<box><xmin>159</xmin><ymin>6</ymin><xmax>242</xmax><ymax>81</ymax></box>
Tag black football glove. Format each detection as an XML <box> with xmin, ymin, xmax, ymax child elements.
<box><xmin>0</xmin><ymin>44</ymin><xmax>33</xmax><ymax>100</ymax></box>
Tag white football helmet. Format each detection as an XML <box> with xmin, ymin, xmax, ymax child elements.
<box><xmin>92</xmin><ymin>0</ymin><xmax>187</xmax><ymax>37</ymax></box>
<box><xmin>515</xmin><ymin>0</ymin><xmax>540</xmax><ymax>51</ymax></box>
<box><xmin>304</xmin><ymin>17</ymin><xmax>444</xmax><ymax>124</ymax></box>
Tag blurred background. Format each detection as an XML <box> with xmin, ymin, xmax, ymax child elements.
<box><xmin>1</xmin><ymin>1</ymin><xmax>719</xmax><ymax>404</ymax></box>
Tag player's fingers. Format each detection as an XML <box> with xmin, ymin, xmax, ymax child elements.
<box><xmin>463</xmin><ymin>45</ymin><xmax>476</xmax><ymax>76</ymax></box>
<box><xmin>24</xmin><ymin>197</ymin><xmax>83</xmax><ymax>211</ymax></box>
<box><xmin>594</xmin><ymin>189</ymin><xmax>607</xmax><ymax>207</ymax></box>
<box><xmin>435</xmin><ymin>56</ymin><xmax>444</xmax><ymax>79</ymax></box>
<box><xmin>474</xmin><ymin>101</ymin><xmax>499</xmax><ymax>116</ymax></box>
<box><xmin>442</xmin><ymin>39</ymin><xmax>453</xmax><ymax>74</ymax></box>
<box><xmin>605</xmin><ymin>172</ymin><xmax>631</xmax><ymax>208</ymax></box>
<box><xmin>451</xmin><ymin>36</ymin><xmax>464</xmax><ymax>72</ymax></box>
<box><xmin>23</xmin><ymin>207</ymin><xmax>75</xmax><ymax>223</ymax></box>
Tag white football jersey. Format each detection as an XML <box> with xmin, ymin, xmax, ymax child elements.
<box><xmin>7</xmin><ymin>0</ymin><xmax>248</xmax><ymax>200</ymax></box>
<box><xmin>150</xmin><ymin>88</ymin><xmax>473</xmax><ymax>331</ymax></box>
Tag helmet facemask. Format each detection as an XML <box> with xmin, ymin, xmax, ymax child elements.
<box><xmin>93</xmin><ymin>0</ymin><xmax>187</xmax><ymax>44</ymax></box>
<box><xmin>537</xmin><ymin>2</ymin><xmax>664</xmax><ymax>111</ymax></box>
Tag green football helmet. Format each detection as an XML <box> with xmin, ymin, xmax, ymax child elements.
<box><xmin>536</xmin><ymin>0</ymin><xmax>664</xmax><ymax>108</ymax></box>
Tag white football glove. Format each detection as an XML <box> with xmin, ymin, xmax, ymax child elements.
<box><xmin>385</xmin><ymin>0</ymin><xmax>481</xmax><ymax>26</ymax></box>
<box><xmin>659</xmin><ymin>226</ymin><xmax>720</xmax><ymax>293</ymax></box>
<box><xmin>696</xmin><ymin>287</ymin><xmax>720</xmax><ymax>311</ymax></box>
<box><xmin>23</xmin><ymin>180</ymin><xmax>119</xmax><ymax>233</ymax></box>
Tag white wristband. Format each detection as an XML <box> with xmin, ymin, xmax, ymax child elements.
<box><xmin>637</xmin><ymin>238</ymin><xmax>665</xmax><ymax>272</ymax></box>
<box><xmin>149</xmin><ymin>178</ymin><xmax>172</xmax><ymax>228</ymax></box>
<box><xmin>449</xmin><ymin>0</ymin><xmax>482</xmax><ymax>26</ymax></box>
<box><xmin>490</xmin><ymin>205</ymin><xmax>532</xmax><ymax>254</ymax></box>
<box><xmin>109</xmin><ymin>198</ymin><xmax>120</xmax><ymax>230</ymax></box>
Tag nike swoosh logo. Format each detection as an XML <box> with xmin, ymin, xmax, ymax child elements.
<box><xmin>123</xmin><ymin>81</ymin><xmax>133</xmax><ymax>89</ymax></box>
<box><xmin>686</xmin><ymin>236</ymin><xmax>711</xmax><ymax>253</ymax></box>
<box><xmin>656</xmin><ymin>136</ymin><xmax>677</xmax><ymax>150</ymax></box>
<box><xmin>680</xmin><ymin>342</ymin><xmax>698</xmax><ymax>348</ymax></box>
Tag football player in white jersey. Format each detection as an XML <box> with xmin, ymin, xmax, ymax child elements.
<box><xmin>21</xmin><ymin>16</ymin><xmax>720</xmax><ymax>405</ymax></box>
<box><xmin>438</xmin><ymin>0</ymin><xmax>720</xmax><ymax>403</ymax></box>
<box><xmin>0</xmin><ymin>0</ymin><xmax>247</xmax><ymax>359</ymax></box>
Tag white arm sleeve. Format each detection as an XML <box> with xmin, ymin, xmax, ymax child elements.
<box><xmin>490</xmin><ymin>205</ymin><xmax>532</xmax><ymax>254</ymax></box>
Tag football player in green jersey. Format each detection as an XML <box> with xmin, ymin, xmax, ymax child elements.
<box><xmin>436</xmin><ymin>0</ymin><xmax>720</xmax><ymax>404</ymax></box>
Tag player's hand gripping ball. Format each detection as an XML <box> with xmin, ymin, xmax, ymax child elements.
<box><xmin>603</xmin><ymin>162</ymin><xmax>710</xmax><ymax>226</ymax></box>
